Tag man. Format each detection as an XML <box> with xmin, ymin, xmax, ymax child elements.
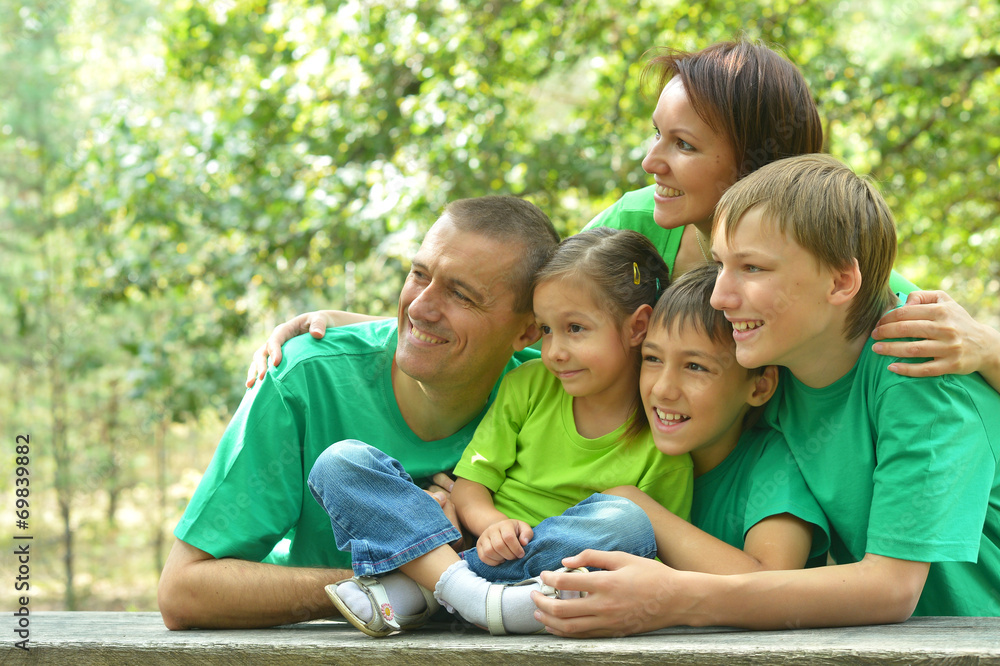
<box><xmin>157</xmin><ymin>196</ymin><xmax>559</xmax><ymax>629</ymax></box>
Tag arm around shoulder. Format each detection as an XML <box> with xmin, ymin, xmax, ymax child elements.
<box><xmin>158</xmin><ymin>538</ymin><xmax>351</xmax><ymax>630</ymax></box>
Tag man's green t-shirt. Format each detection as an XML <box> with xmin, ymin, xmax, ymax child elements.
<box><xmin>764</xmin><ymin>330</ymin><xmax>1000</xmax><ymax>615</ymax></box>
<box><xmin>174</xmin><ymin>319</ymin><xmax>538</xmax><ymax>570</ymax></box>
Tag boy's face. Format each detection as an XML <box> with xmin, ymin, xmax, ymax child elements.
<box><xmin>710</xmin><ymin>207</ymin><xmax>839</xmax><ymax>375</ymax></box>
<box><xmin>639</xmin><ymin>320</ymin><xmax>757</xmax><ymax>461</ymax></box>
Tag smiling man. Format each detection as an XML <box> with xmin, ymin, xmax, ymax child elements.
<box><xmin>157</xmin><ymin>196</ymin><xmax>559</xmax><ymax>630</ymax></box>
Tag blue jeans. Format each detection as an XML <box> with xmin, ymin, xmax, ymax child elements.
<box><xmin>307</xmin><ymin>440</ymin><xmax>657</xmax><ymax>583</ymax></box>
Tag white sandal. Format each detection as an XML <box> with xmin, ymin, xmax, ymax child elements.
<box><xmin>325</xmin><ymin>576</ymin><xmax>440</xmax><ymax>638</ymax></box>
<box><xmin>484</xmin><ymin>566</ymin><xmax>589</xmax><ymax>636</ymax></box>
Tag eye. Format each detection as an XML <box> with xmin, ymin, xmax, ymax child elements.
<box><xmin>539</xmin><ymin>324</ymin><xmax>552</xmax><ymax>335</ymax></box>
<box><xmin>569</xmin><ymin>324</ymin><xmax>585</xmax><ymax>333</ymax></box>
<box><xmin>677</xmin><ymin>138</ymin><xmax>694</xmax><ymax>150</ymax></box>
<box><xmin>685</xmin><ymin>362</ymin><xmax>708</xmax><ymax>372</ymax></box>
<box><xmin>744</xmin><ymin>264</ymin><xmax>763</xmax><ymax>273</ymax></box>
<box><xmin>453</xmin><ymin>289</ymin><xmax>471</xmax><ymax>302</ymax></box>
<box><xmin>652</xmin><ymin>124</ymin><xmax>661</xmax><ymax>140</ymax></box>
<box><xmin>642</xmin><ymin>354</ymin><xmax>662</xmax><ymax>364</ymax></box>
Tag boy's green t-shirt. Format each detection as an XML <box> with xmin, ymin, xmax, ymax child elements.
<box><xmin>764</xmin><ymin>331</ymin><xmax>1000</xmax><ymax>615</ymax></box>
<box><xmin>174</xmin><ymin>319</ymin><xmax>538</xmax><ymax>570</ymax></box>
<box><xmin>693</xmin><ymin>425</ymin><xmax>830</xmax><ymax>565</ymax></box>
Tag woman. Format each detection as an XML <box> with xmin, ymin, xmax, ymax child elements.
<box><xmin>247</xmin><ymin>41</ymin><xmax>999</xmax><ymax>390</ymax></box>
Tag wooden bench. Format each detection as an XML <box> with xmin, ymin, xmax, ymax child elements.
<box><xmin>6</xmin><ymin>612</ymin><xmax>999</xmax><ymax>664</ymax></box>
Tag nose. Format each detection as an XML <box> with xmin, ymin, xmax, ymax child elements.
<box><xmin>406</xmin><ymin>281</ymin><xmax>443</xmax><ymax>322</ymax></box>
<box><xmin>641</xmin><ymin>138</ymin><xmax>665</xmax><ymax>176</ymax></box>
<box><xmin>543</xmin><ymin>333</ymin><xmax>569</xmax><ymax>365</ymax></box>
<box><xmin>710</xmin><ymin>266</ymin><xmax>739</xmax><ymax>312</ymax></box>
<box><xmin>649</xmin><ymin>365</ymin><xmax>681</xmax><ymax>403</ymax></box>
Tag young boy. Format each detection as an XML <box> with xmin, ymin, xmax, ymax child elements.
<box><xmin>534</xmin><ymin>154</ymin><xmax>999</xmax><ymax>634</ymax></box>
<box><xmin>609</xmin><ymin>263</ymin><xmax>831</xmax><ymax>574</ymax></box>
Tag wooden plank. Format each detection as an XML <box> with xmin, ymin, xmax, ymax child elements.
<box><xmin>4</xmin><ymin>612</ymin><xmax>999</xmax><ymax>665</ymax></box>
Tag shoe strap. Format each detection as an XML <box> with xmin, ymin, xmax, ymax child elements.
<box><xmin>356</xmin><ymin>576</ymin><xmax>402</xmax><ymax>631</ymax></box>
<box><xmin>485</xmin><ymin>584</ymin><xmax>507</xmax><ymax>635</ymax></box>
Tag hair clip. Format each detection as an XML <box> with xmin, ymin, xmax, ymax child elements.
<box><xmin>655</xmin><ymin>277</ymin><xmax>661</xmax><ymax>294</ymax></box>
<box><xmin>633</xmin><ymin>262</ymin><xmax>640</xmax><ymax>285</ymax></box>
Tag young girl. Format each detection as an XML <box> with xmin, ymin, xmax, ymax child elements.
<box><xmin>307</xmin><ymin>227</ymin><xmax>691</xmax><ymax>636</ymax></box>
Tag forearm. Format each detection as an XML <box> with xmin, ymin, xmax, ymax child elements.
<box><xmin>322</xmin><ymin>309</ymin><xmax>389</xmax><ymax>326</ymax></box>
<box><xmin>158</xmin><ymin>539</ymin><xmax>351</xmax><ymax>629</ymax></box>
<box><xmin>606</xmin><ymin>486</ymin><xmax>775</xmax><ymax>574</ymax></box>
<box><xmin>975</xmin><ymin>323</ymin><xmax>1000</xmax><ymax>393</ymax></box>
<box><xmin>452</xmin><ymin>478</ymin><xmax>507</xmax><ymax>537</ymax></box>
<box><xmin>678</xmin><ymin>556</ymin><xmax>928</xmax><ymax>630</ymax></box>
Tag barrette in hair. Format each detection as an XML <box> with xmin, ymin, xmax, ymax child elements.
<box><xmin>633</xmin><ymin>262</ymin><xmax>640</xmax><ymax>285</ymax></box>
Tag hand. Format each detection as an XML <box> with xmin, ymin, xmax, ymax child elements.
<box><xmin>424</xmin><ymin>472</ymin><xmax>456</xmax><ymax>497</ymax></box>
<box><xmin>245</xmin><ymin>312</ymin><xmax>332</xmax><ymax>388</ymax></box>
<box><xmin>531</xmin><ymin>549</ymin><xmax>681</xmax><ymax>637</ymax></box>
<box><xmin>872</xmin><ymin>290</ymin><xmax>999</xmax><ymax>382</ymax></box>
<box><xmin>477</xmin><ymin>519</ymin><xmax>533</xmax><ymax>566</ymax></box>
<box><xmin>425</xmin><ymin>485</ymin><xmax>465</xmax><ymax>551</ymax></box>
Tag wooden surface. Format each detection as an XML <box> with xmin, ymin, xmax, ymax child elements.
<box><xmin>3</xmin><ymin>612</ymin><xmax>999</xmax><ymax>665</ymax></box>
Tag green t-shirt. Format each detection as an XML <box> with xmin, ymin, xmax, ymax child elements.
<box><xmin>692</xmin><ymin>425</ymin><xmax>830</xmax><ymax>566</ymax></box>
<box><xmin>586</xmin><ymin>185</ymin><xmax>919</xmax><ymax>293</ymax></box>
<box><xmin>454</xmin><ymin>359</ymin><xmax>694</xmax><ymax>525</ymax></box>
<box><xmin>174</xmin><ymin>319</ymin><xmax>539</xmax><ymax>570</ymax></box>
<box><xmin>763</xmin><ymin>328</ymin><xmax>1000</xmax><ymax>615</ymax></box>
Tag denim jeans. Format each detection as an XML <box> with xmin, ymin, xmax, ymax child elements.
<box><xmin>307</xmin><ymin>440</ymin><xmax>657</xmax><ymax>583</ymax></box>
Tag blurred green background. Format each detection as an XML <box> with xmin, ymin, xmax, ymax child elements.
<box><xmin>2</xmin><ymin>0</ymin><xmax>997</xmax><ymax>611</ymax></box>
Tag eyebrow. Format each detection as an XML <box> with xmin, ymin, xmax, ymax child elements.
<box><xmin>411</xmin><ymin>259</ymin><xmax>486</xmax><ymax>303</ymax></box>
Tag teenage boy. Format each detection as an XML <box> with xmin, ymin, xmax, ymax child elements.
<box><xmin>533</xmin><ymin>154</ymin><xmax>999</xmax><ymax>636</ymax></box>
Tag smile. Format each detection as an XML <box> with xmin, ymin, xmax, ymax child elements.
<box><xmin>409</xmin><ymin>323</ymin><xmax>447</xmax><ymax>344</ymax></box>
<box><xmin>655</xmin><ymin>407</ymin><xmax>690</xmax><ymax>424</ymax></box>
<box><xmin>731</xmin><ymin>320</ymin><xmax>764</xmax><ymax>331</ymax></box>
<box><xmin>655</xmin><ymin>184</ymin><xmax>684</xmax><ymax>198</ymax></box>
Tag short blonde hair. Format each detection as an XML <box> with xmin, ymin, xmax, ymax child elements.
<box><xmin>715</xmin><ymin>154</ymin><xmax>897</xmax><ymax>340</ymax></box>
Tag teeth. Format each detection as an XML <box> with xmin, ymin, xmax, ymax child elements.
<box><xmin>411</xmin><ymin>326</ymin><xmax>446</xmax><ymax>344</ymax></box>
<box><xmin>655</xmin><ymin>407</ymin><xmax>689</xmax><ymax>423</ymax></box>
<box><xmin>656</xmin><ymin>185</ymin><xmax>683</xmax><ymax>198</ymax></box>
<box><xmin>732</xmin><ymin>320</ymin><xmax>764</xmax><ymax>331</ymax></box>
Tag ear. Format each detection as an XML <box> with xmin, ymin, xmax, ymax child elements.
<box><xmin>511</xmin><ymin>319</ymin><xmax>541</xmax><ymax>352</ymax></box>
<box><xmin>625</xmin><ymin>304</ymin><xmax>653</xmax><ymax>348</ymax></box>
<box><xmin>747</xmin><ymin>365</ymin><xmax>779</xmax><ymax>407</ymax></box>
<box><xmin>828</xmin><ymin>258</ymin><xmax>862</xmax><ymax>306</ymax></box>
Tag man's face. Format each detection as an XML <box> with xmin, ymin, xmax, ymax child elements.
<box><xmin>395</xmin><ymin>214</ymin><xmax>531</xmax><ymax>389</ymax></box>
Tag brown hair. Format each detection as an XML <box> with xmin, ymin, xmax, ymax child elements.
<box><xmin>534</xmin><ymin>227</ymin><xmax>669</xmax><ymax>442</ymax></box>
<box><xmin>715</xmin><ymin>154</ymin><xmax>898</xmax><ymax>340</ymax></box>
<box><xmin>444</xmin><ymin>196</ymin><xmax>560</xmax><ymax>313</ymax></box>
<box><xmin>642</xmin><ymin>40</ymin><xmax>823</xmax><ymax>180</ymax></box>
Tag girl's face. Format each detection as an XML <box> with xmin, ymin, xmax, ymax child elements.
<box><xmin>641</xmin><ymin>79</ymin><xmax>739</xmax><ymax>235</ymax></box>
<box><xmin>533</xmin><ymin>277</ymin><xmax>637</xmax><ymax>404</ymax></box>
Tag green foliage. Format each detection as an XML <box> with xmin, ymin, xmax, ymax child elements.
<box><xmin>1</xmin><ymin>0</ymin><xmax>997</xmax><ymax>611</ymax></box>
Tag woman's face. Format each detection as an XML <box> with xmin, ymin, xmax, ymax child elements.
<box><xmin>641</xmin><ymin>79</ymin><xmax>739</xmax><ymax>234</ymax></box>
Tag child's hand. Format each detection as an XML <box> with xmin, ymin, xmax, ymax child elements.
<box><xmin>477</xmin><ymin>519</ymin><xmax>533</xmax><ymax>566</ymax></box>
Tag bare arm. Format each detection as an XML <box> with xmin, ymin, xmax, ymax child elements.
<box><xmin>532</xmin><ymin>550</ymin><xmax>928</xmax><ymax>637</ymax></box>
<box><xmin>872</xmin><ymin>290</ymin><xmax>1000</xmax><ymax>393</ymax></box>
<box><xmin>606</xmin><ymin>486</ymin><xmax>813</xmax><ymax>574</ymax></box>
<box><xmin>157</xmin><ymin>539</ymin><xmax>352</xmax><ymax>630</ymax></box>
<box><xmin>245</xmin><ymin>310</ymin><xmax>390</xmax><ymax>387</ymax></box>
